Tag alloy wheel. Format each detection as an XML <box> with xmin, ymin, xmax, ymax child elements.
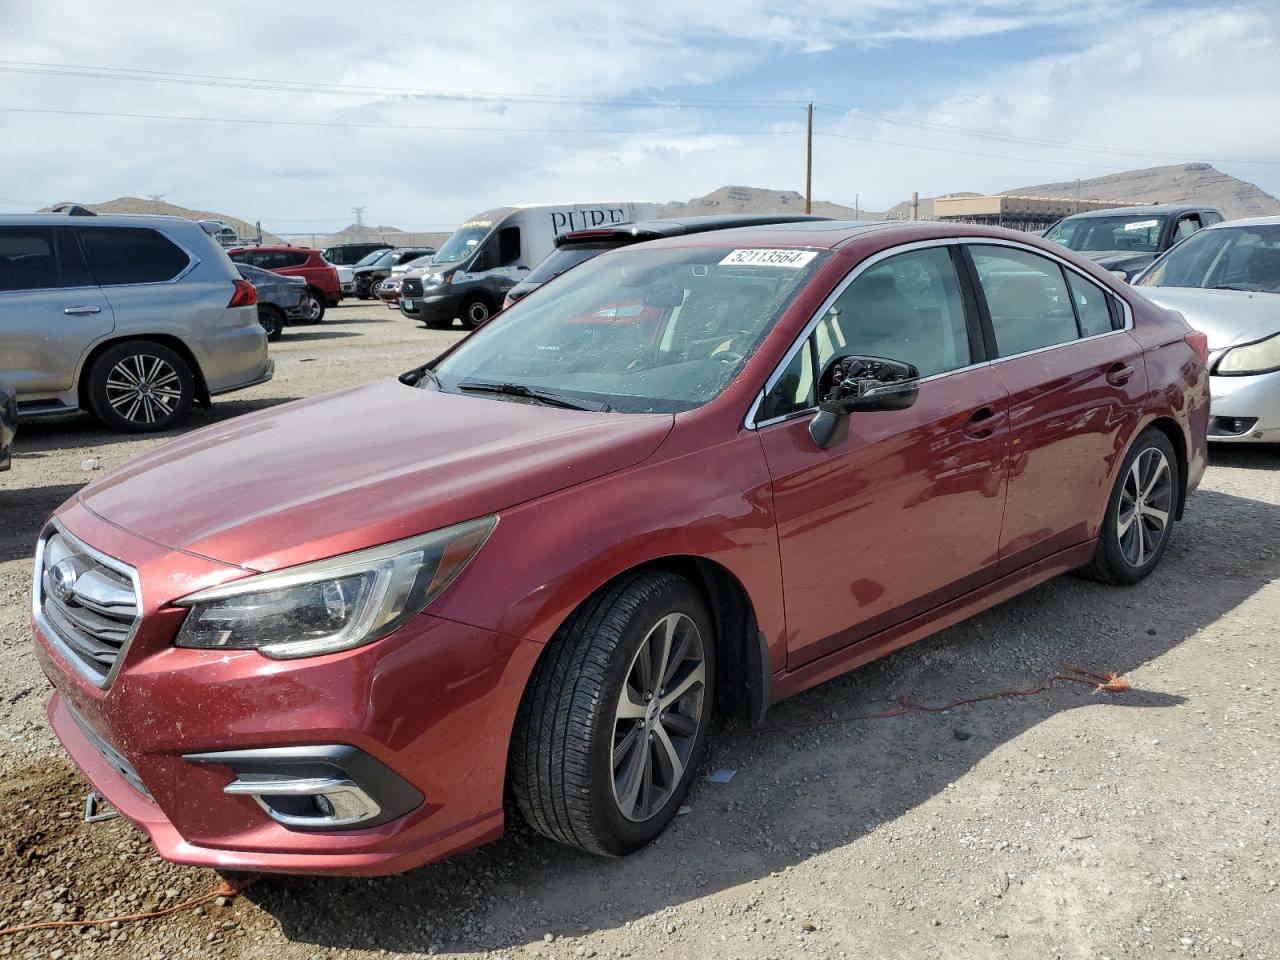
<box><xmin>611</xmin><ymin>612</ymin><xmax>707</xmax><ymax>822</ymax></box>
<box><xmin>1117</xmin><ymin>446</ymin><xmax>1173</xmax><ymax>567</ymax></box>
<box><xmin>303</xmin><ymin>294</ymin><xmax>323</xmax><ymax>321</ymax></box>
<box><xmin>104</xmin><ymin>353</ymin><xmax>183</xmax><ymax>425</ymax></box>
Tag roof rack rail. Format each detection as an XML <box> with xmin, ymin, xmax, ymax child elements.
<box><xmin>48</xmin><ymin>203</ymin><xmax>97</xmax><ymax>216</ymax></box>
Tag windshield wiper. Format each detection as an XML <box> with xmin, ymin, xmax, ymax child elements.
<box><xmin>456</xmin><ymin>380</ymin><xmax>611</xmax><ymax>412</ymax></box>
<box><xmin>1211</xmin><ymin>283</ymin><xmax>1263</xmax><ymax>292</ymax></box>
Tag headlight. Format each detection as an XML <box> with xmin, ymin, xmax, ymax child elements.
<box><xmin>1216</xmin><ymin>333</ymin><xmax>1280</xmax><ymax>376</ymax></box>
<box><xmin>174</xmin><ymin>517</ymin><xmax>495</xmax><ymax>658</ymax></box>
<box><xmin>423</xmin><ymin>274</ymin><xmax>441</xmax><ymax>286</ymax></box>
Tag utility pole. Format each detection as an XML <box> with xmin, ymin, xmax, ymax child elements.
<box><xmin>804</xmin><ymin>103</ymin><xmax>814</xmax><ymax>215</ymax></box>
<box><xmin>146</xmin><ymin>193</ymin><xmax>165</xmax><ymax>213</ymax></box>
<box><xmin>352</xmin><ymin>206</ymin><xmax>366</xmax><ymax>235</ymax></box>
<box><xmin>910</xmin><ymin>191</ymin><xmax>919</xmax><ymax>221</ymax></box>
<box><xmin>854</xmin><ymin>193</ymin><xmax>859</xmax><ymax>221</ymax></box>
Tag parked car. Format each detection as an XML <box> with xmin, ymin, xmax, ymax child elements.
<box><xmin>0</xmin><ymin>380</ymin><xmax>15</xmax><ymax>471</ymax></box>
<box><xmin>0</xmin><ymin>213</ymin><xmax>272</xmax><ymax>432</ymax></box>
<box><xmin>227</xmin><ymin>246</ymin><xmax>341</xmax><ymax>322</ymax></box>
<box><xmin>322</xmin><ymin>242</ymin><xmax>394</xmax><ymax>266</ymax></box>
<box><xmin>236</xmin><ymin>263</ymin><xmax>308</xmax><ymax>342</ymax></box>
<box><xmin>503</xmin><ymin>214</ymin><xmax>833</xmax><ymax>308</ymax></box>
<box><xmin>400</xmin><ymin>202</ymin><xmax>658</xmax><ymax>328</ymax></box>
<box><xmin>32</xmin><ymin>221</ymin><xmax>1207</xmax><ymax>876</ymax></box>
<box><xmin>1133</xmin><ymin>216</ymin><xmax>1280</xmax><ymax>442</ymax></box>
<box><xmin>1043</xmin><ymin>205</ymin><xmax>1224</xmax><ymax>281</ymax></box>
<box><xmin>332</xmin><ymin>247</ymin><xmax>393</xmax><ymax>297</ymax></box>
<box><xmin>354</xmin><ymin>248</ymin><xmax>435</xmax><ymax>299</ymax></box>
<box><xmin>375</xmin><ymin>275</ymin><xmax>406</xmax><ymax>307</ymax></box>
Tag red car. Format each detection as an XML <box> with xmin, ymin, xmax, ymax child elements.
<box><xmin>228</xmin><ymin>246</ymin><xmax>341</xmax><ymax>322</ymax></box>
<box><xmin>32</xmin><ymin>222</ymin><xmax>1208</xmax><ymax>876</ymax></box>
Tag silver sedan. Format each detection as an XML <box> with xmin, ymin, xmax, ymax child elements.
<box><xmin>1133</xmin><ymin>216</ymin><xmax>1280</xmax><ymax>443</ymax></box>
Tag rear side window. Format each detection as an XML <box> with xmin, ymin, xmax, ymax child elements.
<box><xmin>1066</xmin><ymin>272</ymin><xmax>1119</xmax><ymax>337</ymax></box>
<box><xmin>1172</xmin><ymin>215</ymin><xmax>1202</xmax><ymax>243</ymax></box>
<box><xmin>80</xmin><ymin>227</ymin><xmax>190</xmax><ymax>285</ymax></box>
<box><xmin>526</xmin><ymin>242</ymin><xmax>619</xmax><ymax>284</ymax></box>
<box><xmin>969</xmin><ymin>245</ymin><xmax>1078</xmax><ymax>356</ymax></box>
<box><xmin>0</xmin><ymin>226</ymin><xmax>59</xmax><ymax>291</ymax></box>
<box><xmin>283</xmin><ymin>251</ymin><xmax>310</xmax><ymax>268</ymax></box>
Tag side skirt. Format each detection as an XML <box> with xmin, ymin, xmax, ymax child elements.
<box><xmin>772</xmin><ymin>540</ymin><xmax>1097</xmax><ymax>703</ymax></box>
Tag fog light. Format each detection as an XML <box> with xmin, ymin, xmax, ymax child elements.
<box><xmin>184</xmin><ymin>744</ymin><xmax>422</xmax><ymax>832</ymax></box>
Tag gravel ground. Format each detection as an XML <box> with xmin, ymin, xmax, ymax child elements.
<box><xmin>1</xmin><ymin>301</ymin><xmax>1277</xmax><ymax>960</ymax></box>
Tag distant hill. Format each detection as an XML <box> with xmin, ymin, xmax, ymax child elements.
<box><xmin>39</xmin><ymin>197</ymin><xmax>285</xmax><ymax>245</ymax></box>
<box><xmin>657</xmin><ymin>185</ymin><xmax>882</xmax><ymax>220</ymax></box>
<box><xmin>883</xmin><ymin>163</ymin><xmax>1280</xmax><ymax>221</ymax></box>
<box><xmin>298</xmin><ymin>224</ymin><xmax>451</xmax><ymax>252</ymax></box>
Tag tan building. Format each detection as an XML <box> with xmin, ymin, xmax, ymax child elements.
<box><xmin>932</xmin><ymin>194</ymin><xmax>1145</xmax><ymax>231</ymax></box>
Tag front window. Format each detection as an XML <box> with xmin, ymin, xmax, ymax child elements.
<box><xmin>1137</xmin><ymin>225</ymin><xmax>1280</xmax><ymax>293</ymax></box>
<box><xmin>433</xmin><ymin>226</ymin><xmax>490</xmax><ymax>264</ymax></box>
<box><xmin>429</xmin><ymin>245</ymin><xmax>829</xmax><ymax>413</ymax></box>
<box><xmin>353</xmin><ymin>249</ymin><xmax>387</xmax><ymax>267</ymax></box>
<box><xmin>1044</xmin><ymin>215</ymin><xmax>1166</xmax><ymax>254</ymax></box>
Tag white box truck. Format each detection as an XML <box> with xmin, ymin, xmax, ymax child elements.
<box><xmin>400</xmin><ymin>201</ymin><xmax>658</xmax><ymax>328</ymax></box>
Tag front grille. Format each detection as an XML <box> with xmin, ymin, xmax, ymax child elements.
<box><xmin>35</xmin><ymin>526</ymin><xmax>141</xmax><ymax>687</ymax></box>
<box><xmin>401</xmin><ymin>278</ymin><xmax>424</xmax><ymax>298</ymax></box>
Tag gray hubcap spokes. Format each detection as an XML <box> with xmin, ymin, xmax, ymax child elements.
<box><xmin>305</xmin><ymin>295</ymin><xmax>322</xmax><ymax>320</ymax></box>
<box><xmin>612</xmin><ymin>612</ymin><xmax>706</xmax><ymax>823</ymax></box>
<box><xmin>105</xmin><ymin>354</ymin><xmax>181</xmax><ymax>423</ymax></box>
<box><xmin>1117</xmin><ymin>447</ymin><xmax>1173</xmax><ymax>567</ymax></box>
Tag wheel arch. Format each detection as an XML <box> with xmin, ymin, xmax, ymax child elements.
<box><xmin>78</xmin><ymin>334</ymin><xmax>211</xmax><ymax>410</ymax></box>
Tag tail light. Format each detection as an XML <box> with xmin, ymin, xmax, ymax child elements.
<box><xmin>1184</xmin><ymin>330</ymin><xmax>1209</xmax><ymax>366</ymax></box>
<box><xmin>229</xmin><ymin>279</ymin><xmax>257</xmax><ymax>308</ymax></box>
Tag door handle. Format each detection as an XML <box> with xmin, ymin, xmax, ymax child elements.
<box><xmin>63</xmin><ymin>305</ymin><xmax>102</xmax><ymax>316</ymax></box>
<box><xmin>963</xmin><ymin>406</ymin><xmax>1005</xmax><ymax>439</ymax></box>
<box><xmin>1106</xmin><ymin>362</ymin><xmax>1135</xmax><ymax>386</ymax></box>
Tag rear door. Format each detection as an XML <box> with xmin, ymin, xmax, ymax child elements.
<box><xmin>962</xmin><ymin>242</ymin><xmax>1147</xmax><ymax>575</ymax></box>
<box><xmin>0</xmin><ymin>225</ymin><xmax>113</xmax><ymax>398</ymax></box>
<box><xmin>756</xmin><ymin>242</ymin><xmax>1010</xmax><ymax>668</ymax></box>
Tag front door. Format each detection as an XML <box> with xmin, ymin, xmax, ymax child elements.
<box><xmin>0</xmin><ymin>225</ymin><xmax>114</xmax><ymax>399</ymax></box>
<box><xmin>962</xmin><ymin>243</ymin><xmax>1148</xmax><ymax>575</ymax></box>
<box><xmin>755</xmin><ymin>244</ymin><xmax>1010</xmax><ymax>669</ymax></box>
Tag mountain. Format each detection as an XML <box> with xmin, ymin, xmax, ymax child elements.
<box><xmin>298</xmin><ymin>224</ymin><xmax>451</xmax><ymax>252</ymax></box>
<box><xmin>883</xmin><ymin>164</ymin><xmax>1280</xmax><ymax>221</ymax></box>
<box><xmin>657</xmin><ymin>186</ymin><xmax>883</xmax><ymax>220</ymax></box>
<box><xmin>39</xmin><ymin>197</ymin><xmax>284</xmax><ymax>245</ymax></box>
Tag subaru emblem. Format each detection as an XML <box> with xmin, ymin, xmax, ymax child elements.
<box><xmin>50</xmin><ymin>558</ymin><xmax>81</xmax><ymax>603</ymax></box>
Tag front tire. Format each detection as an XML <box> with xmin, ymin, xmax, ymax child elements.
<box><xmin>87</xmin><ymin>341</ymin><xmax>194</xmax><ymax>433</ymax></box>
<box><xmin>509</xmin><ymin>571</ymin><xmax>715</xmax><ymax>856</ymax></box>
<box><xmin>1080</xmin><ymin>428</ymin><xmax>1179</xmax><ymax>585</ymax></box>
<box><xmin>459</xmin><ymin>295</ymin><xmax>492</xmax><ymax>330</ymax></box>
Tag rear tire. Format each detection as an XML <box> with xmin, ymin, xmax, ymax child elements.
<box><xmin>1079</xmin><ymin>428</ymin><xmax>1179</xmax><ymax>585</ymax></box>
<box><xmin>87</xmin><ymin>341</ymin><xmax>194</xmax><ymax>433</ymax></box>
<box><xmin>301</xmin><ymin>289</ymin><xmax>326</xmax><ymax>323</ymax></box>
<box><xmin>510</xmin><ymin>571</ymin><xmax>715</xmax><ymax>856</ymax></box>
<box><xmin>257</xmin><ymin>305</ymin><xmax>284</xmax><ymax>342</ymax></box>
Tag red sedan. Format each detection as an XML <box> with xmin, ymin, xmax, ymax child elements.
<box><xmin>32</xmin><ymin>222</ymin><xmax>1208</xmax><ymax>875</ymax></box>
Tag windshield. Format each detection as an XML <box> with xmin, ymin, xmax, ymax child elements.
<box><xmin>351</xmin><ymin>250</ymin><xmax>384</xmax><ymax>267</ymax></box>
<box><xmin>430</xmin><ymin>245</ymin><xmax>827</xmax><ymax>413</ymax></box>
<box><xmin>1137</xmin><ymin>225</ymin><xmax>1280</xmax><ymax>293</ymax></box>
<box><xmin>1044</xmin><ymin>215</ymin><xmax>1166</xmax><ymax>253</ymax></box>
<box><xmin>434</xmin><ymin>226</ymin><xmax>490</xmax><ymax>264</ymax></box>
<box><xmin>526</xmin><ymin>242</ymin><xmax>622</xmax><ymax>285</ymax></box>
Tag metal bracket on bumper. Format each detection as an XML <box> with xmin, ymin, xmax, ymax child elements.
<box><xmin>84</xmin><ymin>790</ymin><xmax>120</xmax><ymax>823</ymax></box>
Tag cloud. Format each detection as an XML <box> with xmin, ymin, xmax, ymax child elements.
<box><xmin>0</xmin><ymin>0</ymin><xmax>1276</xmax><ymax>227</ymax></box>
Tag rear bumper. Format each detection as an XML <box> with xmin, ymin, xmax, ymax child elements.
<box><xmin>1207</xmin><ymin>371</ymin><xmax>1280</xmax><ymax>442</ymax></box>
<box><xmin>209</xmin><ymin>357</ymin><xmax>274</xmax><ymax>397</ymax></box>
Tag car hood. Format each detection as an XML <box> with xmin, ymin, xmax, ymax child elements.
<box><xmin>1137</xmin><ymin>286</ymin><xmax>1280</xmax><ymax>350</ymax></box>
<box><xmin>76</xmin><ymin>379</ymin><xmax>675</xmax><ymax>572</ymax></box>
<box><xmin>1080</xmin><ymin>250</ymin><xmax>1156</xmax><ymax>274</ymax></box>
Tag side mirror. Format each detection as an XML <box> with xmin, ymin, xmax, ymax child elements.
<box><xmin>808</xmin><ymin>355</ymin><xmax>920</xmax><ymax>449</ymax></box>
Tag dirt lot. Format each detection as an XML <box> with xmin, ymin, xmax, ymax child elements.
<box><xmin>2</xmin><ymin>301</ymin><xmax>1277</xmax><ymax>960</ymax></box>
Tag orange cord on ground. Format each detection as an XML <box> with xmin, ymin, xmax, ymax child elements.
<box><xmin>0</xmin><ymin>874</ymin><xmax>260</xmax><ymax>938</ymax></box>
<box><xmin>751</xmin><ymin>661</ymin><xmax>1131</xmax><ymax>735</ymax></box>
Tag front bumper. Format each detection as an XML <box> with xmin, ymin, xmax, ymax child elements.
<box><xmin>33</xmin><ymin>507</ymin><xmax>542</xmax><ymax>876</ymax></box>
<box><xmin>1207</xmin><ymin>370</ymin><xmax>1280</xmax><ymax>442</ymax></box>
<box><xmin>400</xmin><ymin>292</ymin><xmax>457</xmax><ymax>324</ymax></box>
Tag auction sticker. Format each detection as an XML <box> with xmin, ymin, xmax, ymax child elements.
<box><xmin>719</xmin><ymin>248</ymin><xmax>818</xmax><ymax>268</ymax></box>
<box><xmin>1123</xmin><ymin>220</ymin><xmax>1158</xmax><ymax>231</ymax></box>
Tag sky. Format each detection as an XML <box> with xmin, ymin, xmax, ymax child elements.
<box><xmin>1</xmin><ymin>0</ymin><xmax>1279</xmax><ymax>237</ymax></box>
